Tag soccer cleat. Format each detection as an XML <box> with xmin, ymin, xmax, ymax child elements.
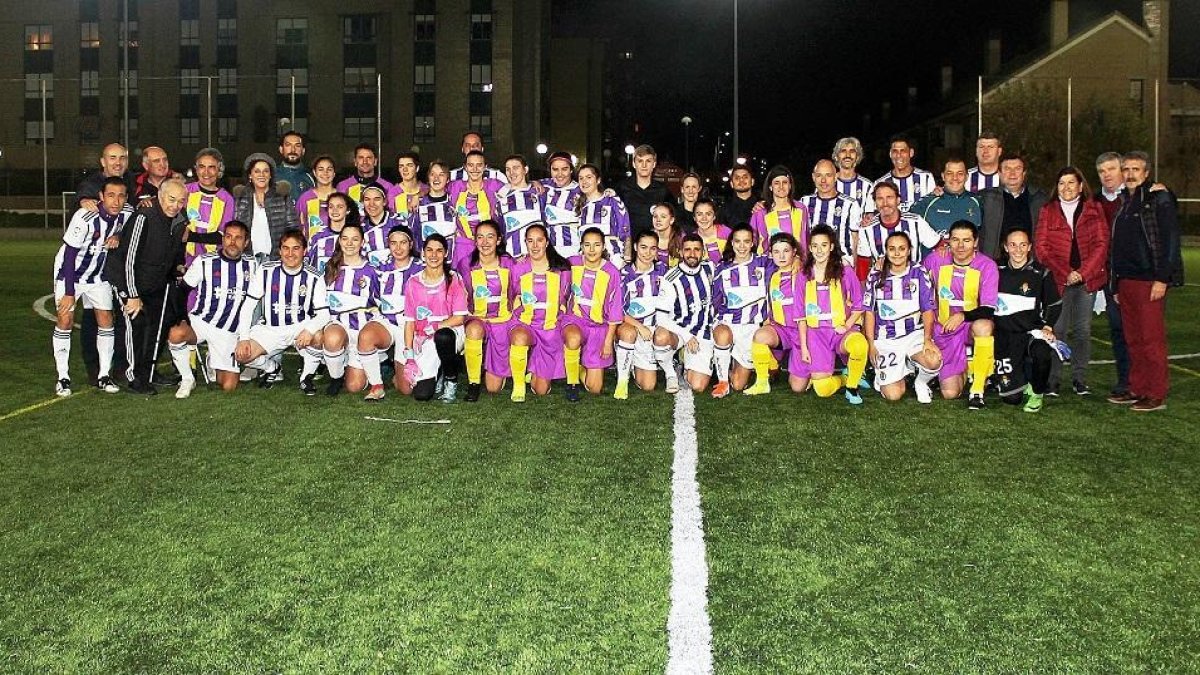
<box><xmin>175</xmin><ymin>379</ymin><xmax>195</xmax><ymax>399</ymax></box>
<box><xmin>325</xmin><ymin>376</ymin><xmax>344</xmax><ymax>397</ymax></box>
<box><xmin>564</xmin><ymin>383</ymin><xmax>581</xmax><ymax>403</ymax></box>
<box><xmin>664</xmin><ymin>377</ymin><xmax>681</xmax><ymax>395</ymax></box>
<box><xmin>257</xmin><ymin>369</ymin><xmax>277</xmax><ymax>389</ymax></box>
<box><xmin>126</xmin><ymin>379</ymin><xmax>158</xmax><ymax>396</ymax></box>
<box><xmin>1023</xmin><ymin>391</ymin><xmax>1044</xmax><ymax>413</ymax></box>
<box><xmin>1072</xmin><ymin>381</ymin><xmax>1091</xmax><ymax>396</ymax></box>
<box><xmin>363</xmin><ymin>384</ymin><xmax>385</xmax><ymax>402</ymax></box>
<box><xmin>240</xmin><ymin>367</ymin><xmax>258</xmax><ymax>382</ymax></box>
<box><xmin>55</xmin><ymin>378</ymin><xmax>72</xmax><ymax>397</ymax></box>
<box><xmin>510</xmin><ymin>386</ymin><xmax>527</xmax><ymax>403</ymax></box>
<box><xmin>1107</xmin><ymin>391</ymin><xmax>1138</xmax><ymax>405</ymax></box>
<box><xmin>97</xmin><ymin>376</ymin><xmax>120</xmax><ymax>394</ymax></box>
<box><xmin>743</xmin><ymin>378</ymin><xmax>770</xmax><ymax>396</ymax></box>
<box><xmin>844</xmin><ymin>387</ymin><xmax>863</xmax><ymax>405</ymax></box>
<box><xmin>613</xmin><ymin>380</ymin><xmax>629</xmax><ymax>400</ymax></box>
<box><xmin>300</xmin><ymin>375</ymin><xmax>317</xmax><ymax>396</ymax></box>
<box><xmin>711</xmin><ymin>381</ymin><xmax>730</xmax><ymax>399</ymax></box>
<box><xmin>439</xmin><ymin>379</ymin><xmax>458</xmax><ymax>404</ymax></box>
<box><xmin>968</xmin><ymin>394</ymin><xmax>986</xmax><ymax>410</ymax></box>
<box><xmin>1131</xmin><ymin>397</ymin><xmax>1166</xmax><ymax>412</ymax></box>
<box><xmin>268</xmin><ymin>369</ymin><xmax>285</xmax><ymax>383</ymax></box>
<box><xmin>913</xmin><ymin>378</ymin><xmax>933</xmax><ymax>404</ymax></box>
<box><xmin>464</xmin><ymin>382</ymin><xmax>482</xmax><ymax>403</ymax></box>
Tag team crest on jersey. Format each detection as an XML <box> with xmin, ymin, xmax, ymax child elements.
<box><xmin>1020</xmin><ymin>282</ymin><xmax>1031</xmax><ymax>295</ymax></box>
<box><xmin>298</xmin><ymin>285</ymin><xmax>308</xmax><ymax>297</ymax></box>
<box><xmin>753</xmin><ymin>268</ymin><xmax>764</xmax><ymax>281</ymax></box>
<box><xmin>475</xmin><ymin>285</ymin><xmax>491</xmax><ymax>298</ymax></box>
<box><xmin>834</xmin><ymin>206</ymin><xmax>843</xmax><ymax>217</ymax></box>
<box><xmin>356</xmin><ymin>277</ymin><xmax>368</xmax><ymax>289</ymax></box>
<box><xmin>906</xmin><ymin>280</ymin><xmax>919</xmax><ymax>295</ymax></box>
<box><xmin>601</xmin><ymin>205</ymin><xmax>611</xmax><ymax>219</ymax></box>
<box><xmin>521</xmin><ymin>291</ymin><xmax>537</xmax><ymax>305</ymax></box>
<box><xmin>415</xmin><ymin>305</ymin><xmax>432</xmax><ymax>320</ymax></box>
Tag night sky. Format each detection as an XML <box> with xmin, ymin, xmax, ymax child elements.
<box><xmin>552</xmin><ymin>0</ymin><xmax>1200</xmax><ymax>174</ymax></box>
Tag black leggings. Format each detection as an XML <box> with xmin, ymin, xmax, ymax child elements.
<box><xmin>1001</xmin><ymin>340</ymin><xmax>1055</xmax><ymax>404</ymax></box>
<box><xmin>412</xmin><ymin>328</ymin><xmax>461</xmax><ymax>401</ymax></box>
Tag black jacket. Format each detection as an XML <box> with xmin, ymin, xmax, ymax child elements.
<box><xmin>233</xmin><ymin>184</ymin><xmax>299</xmax><ymax>259</ymax></box>
<box><xmin>106</xmin><ymin>202</ymin><xmax>186</xmax><ymax>300</ymax></box>
<box><xmin>615</xmin><ymin>177</ymin><xmax>669</xmax><ymax>238</ymax></box>
<box><xmin>978</xmin><ymin>186</ymin><xmax>1048</xmax><ymax>259</ymax></box>
<box><xmin>1110</xmin><ymin>183</ymin><xmax>1184</xmax><ymax>287</ymax></box>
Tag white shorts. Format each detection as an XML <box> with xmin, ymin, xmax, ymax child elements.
<box><xmin>55</xmin><ymin>280</ymin><xmax>113</xmax><ymax>311</ymax></box>
<box><xmin>366</xmin><ymin>318</ymin><xmax>406</xmax><ymax>361</ymax></box>
<box><xmin>412</xmin><ymin>325</ymin><xmax>465</xmax><ymax>381</ymax></box>
<box><xmin>716</xmin><ymin>321</ymin><xmax>759</xmax><ymax>369</ymax></box>
<box><xmin>192</xmin><ymin>315</ymin><xmax>240</xmax><ymax>373</ymax></box>
<box><xmin>873</xmin><ymin>331</ymin><xmax>925</xmax><ymax>387</ymax></box>
<box><xmin>325</xmin><ymin>319</ymin><xmax>365</xmax><ymax>369</ymax></box>
<box><xmin>248</xmin><ymin>323</ymin><xmax>304</xmax><ymax>357</ymax></box>
<box><xmin>631</xmin><ymin>335</ymin><xmax>657</xmax><ymax>371</ymax></box>
<box><xmin>681</xmin><ymin>336</ymin><xmax>715</xmax><ymax>376</ymax></box>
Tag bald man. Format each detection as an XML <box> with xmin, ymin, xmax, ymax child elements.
<box><xmin>799</xmin><ymin>158</ymin><xmax>862</xmax><ymax>263</ymax></box>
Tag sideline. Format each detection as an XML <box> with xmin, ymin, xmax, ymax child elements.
<box><xmin>666</xmin><ymin>385</ymin><xmax>713</xmax><ymax>674</ymax></box>
<box><xmin>1090</xmin><ymin>336</ymin><xmax>1200</xmax><ymax>378</ymax></box>
<box><xmin>0</xmin><ymin>389</ymin><xmax>88</xmax><ymax>423</ymax></box>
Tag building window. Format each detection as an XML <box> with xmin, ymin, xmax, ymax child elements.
<box><xmin>344</xmin><ymin>67</ymin><xmax>376</xmax><ymax>92</ymax></box>
<box><xmin>1129</xmin><ymin>79</ymin><xmax>1145</xmax><ymax>111</ymax></box>
<box><xmin>180</xmin><ymin>68</ymin><xmax>200</xmax><ymax>95</ymax></box>
<box><xmin>121</xmin><ymin>117</ymin><xmax>138</xmax><ymax>140</ymax></box>
<box><xmin>181</xmin><ymin>117</ymin><xmax>200</xmax><ymax>144</ymax></box>
<box><xmin>26</xmin><ymin>120</ymin><xmax>55</xmax><ymax>143</ymax></box>
<box><xmin>414</xmin><ymin>14</ymin><xmax>436</xmax><ymax>41</ymax></box>
<box><xmin>119</xmin><ymin>21</ymin><xmax>139</xmax><ymax>48</ymax></box>
<box><xmin>25</xmin><ymin>73</ymin><xmax>54</xmax><ymax>98</ymax></box>
<box><xmin>344</xmin><ymin>117</ymin><xmax>375</xmax><ymax>140</ymax></box>
<box><xmin>414</xmin><ymin>65</ymin><xmax>435</xmax><ymax>92</ymax></box>
<box><xmin>120</xmin><ymin>70</ymin><xmax>139</xmax><ymax>97</ymax></box>
<box><xmin>81</xmin><ymin>71</ymin><xmax>100</xmax><ymax>97</ymax></box>
<box><xmin>277</xmin><ymin>18</ymin><xmax>308</xmax><ymax>45</ymax></box>
<box><xmin>470</xmin><ymin>14</ymin><xmax>493</xmax><ymax>41</ymax></box>
<box><xmin>470</xmin><ymin>115</ymin><xmax>492</xmax><ymax>140</ymax></box>
<box><xmin>81</xmin><ymin>22</ymin><xmax>100</xmax><ymax>48</ymax></box>
<box><xmin>218</xmin><ymin>18</ymin><xmax>237</xmax><ymax>46</ymax></box>
<box><xmin>470</xmin><ymin>64</ymin><xmax>492</xmax><ymax>92</ymax></box>
<box><xmin>344</xmin><ymin>16</ymin><xmax>377</xmax><ymax>44</ymax></box>
<box><xmin>218</xmin><ymin>117</ymin><xmax>237</xmax><ymax>142</ymax></box>
<box><xmin>277</xmin><ymin>68</ymin><xmax>309</xmax><ymax>94</ymax></box>
<box><xmin>180</xmin><ymin>19</ymin><xmax>199</xmax><ymax>46</ymax></box>
<box><xmin>25</xmin><ymin>25</ymin><xmax>53</xmax><ymax>51</ymax></box>
<box><xmin>218</xmin><ymin>68</ymin><xmax>237</xmax><ymax>94</ymax></box>
<box><xmin>414</xmin><ymin>116</ymin><xmax>435</xmax><ymax>142</ymax></box>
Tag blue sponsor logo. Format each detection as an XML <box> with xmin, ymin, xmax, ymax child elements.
<box><xmin>939</xmin><ymin>286</ymin><xmax>955</xmax><ymax>300</ymax></box>
<box><xmin>628</xmin><ymin>301</ymin><xmax>646</xmax><ymax>316</ymax></box>
<box><xmin>521</xmin><ymin>291</ymin><xmax>537</xmax><ymax>305</ymax></box>
<box><xmin>415</xmin><ymin>305</ymin><xmax>432</xmax><ymax>320</ymax></box>
<box><xmin>475</xmin><ymin>285</ymin><xmax>491</xmax><ymax>298</ymax></box>
<box><xmin>806</xmin><ymin>302</ymin><xmax>821</xmax><ymax>315</ymax></box>
<box><xmin>879</xmin><ymin>303</ymin><xmax>897</xmax><ymax>318</ymax></box>
<box><xmin>770</xmin><ymin>288</ymin><xmax>785</xmax><ymax>301</ymax></box>
<box><xmin>726</xmin><ymin>292</ymin><xmax>743</xmax><ymax>306</ymax></box>
<box><xmin>996</xmin><ymin>297</ymin><xmax>1008</xmax><ymax>313</ymax></box>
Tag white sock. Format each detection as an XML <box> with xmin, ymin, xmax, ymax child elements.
<box><xmin>916</xmin><ymin>365</ymin><xmax>937</xmax><ymax>387</ymax></box>
<box><xmin>97</xmin><ymin>327</ymin><xmax>115</xmax><ymax>378</ymax></box>
<box><xmin>300</xmin><ymin>347</ymin><xmax>322</xmax><ymax>378</ymax></box>
<box><xmin>655</xmin><ymin>345</ymin><xmax>677</xmax><ymax>382</ymax></box>
<box><xmin>713</xmin><ymin>344</ymin><xmax>732</xmax><ymax>384</ymax></box>
<box><xmin>52</xmin><ymin>329</ymin><xmax>72</xmax><ymax>380</ymax></box>
<box><xmin>359</xmin><ymin>348</ymin><xmax>382</xmax><ymax>386</ymax></box>
<box><xmin>246</xmin><ymin>354</ymin><xmax>271</xmax><ymax>371</ymax></box>
<box><xmin>169</xmin><ymin>342</ymin><xmax>195</xmax><ymax>383</ymax></box>
<box><xmin>324</xmin><ymin>347</ymin><xmax>347</xmax><ymax>379</ymax></box>
<box><xmin>615</xmin><ymin>340</ymin><xmax>635</xmax><ymax>383</ymax></box>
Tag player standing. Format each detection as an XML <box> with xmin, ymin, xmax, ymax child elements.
<box><xmin>540</xmin><ymin>152</ymin><xmax>582</xmax><ymax>258</ymax></box>
<box><xmin>306</xmin><ymin>192</ymin><xmax>358</xmax><ymax>275</ymax></box>
<box><xmin>692</xmin><ymin>198</ymin><xmax>730</xmax><ymax>264</ymax></box>
<box><xmin>750</xmin><ymin>166</ymin><xmax>811</xmax><ymax>254</ymax></box>
<box><xmin>495</xmin><ymin>155</ymin><xmax>545</xmax><ymax>259</ymax></box>
<box><xmin>574</xmin><ymin>164</ymin><xmax>632</xmax><ymax>262</ymax></box>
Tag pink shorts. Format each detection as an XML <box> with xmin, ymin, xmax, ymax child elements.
<box><xmin>791</xmin><ymin>326</ymin><xmax>857</xmax><ymax>378</ymax></box>
<box><xmin>560</xmin><ymin>315</ymin><xmax>615</xmax><ymax>369</ymax></box>
<box><xmin>516</xmin><ymin>323</ymin><xmax>566</xmax><ymax>381</ymax></box>
<box><xmin>472</xmin><ymin>318</ymin><xmax>515</xmax><ymax>378</ymax></box>
<box><xmin>934</xmin><ymin>323</ymin><xmax>971</xmax><ymax>378</ymax></box>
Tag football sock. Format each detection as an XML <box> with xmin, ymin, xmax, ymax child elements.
<box><xmin>751</xmin><ymin>342</ymin><xmax>773</xmax><ymax>385</ymax></box>
<box><xmin>52</xmin><ymin>329</ymin><xmax>72</xmax><ymax>380</ymax></box>
<box><xmin>300</xmin><ymin>347</ymin><xmax>322</xmax><ymax>379</ymax></box>
<box><xmin>509</xmin><ymin>344</ymin><xmax>529</xmax><ymax>399</ymax></box>
<box><xmin>359</xmin><ymin>348</ymin><xmax>382</xmax><ymax>386</ymax></box>
<box><xmin>323</xmin><ymin>347</ymin><xmax>347</xmax><ymax>379</ymax></box>
<box><xmin>843</xmin><ymin>332</ymin><xmax>868</xmax><ymax>391</ymax></box>
<box><xmin>564</xmin><ymin>346</ymin><xmax>581</xmax><ymax>385</ymax></box>
<box><xmin>812</xmin><ymin>375</ymin><xmax>842</xmax><ymax>397</ymax></box>
<box><xmin>713</xmin><ymin>343</ymin><xmax>732</xmax><ymax>384</ymax></box>
<box><xmin>970</xmin><ymin>335</ymin><xmax>994</xmax><ymax>396</ymax></box>
<box><xmin>465</xmin><ymin>336</ymin><xmax>484</xmax><ymax>385</ymax></box>
<box><xmin>169</xmin><ymin>341</ymin><xmax>195</xmax><ymax>383</ymax></box>
<box><xmin>97</xmin><ymin>326</ymin><xmax>115</xmax><ymax>377</ymax></box>
<box><xmin>615</xmin><ymin>340</ymin><xmax>635</xmax><ymax>385</ymax></box>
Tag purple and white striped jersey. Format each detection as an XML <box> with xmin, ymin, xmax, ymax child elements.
<box><xmin>712</xmin><ymin>256</ymin><xmax>772</xmax><ymax>326</ymax></box>
<box><xmin>657</xmin><ymin>261</ymin><xmax>716</xmax><ymax>341</ymax></box>
<box><xmin>540</xmin><ymin>179</ymin><xmax>582</xmax><ymax>256</ymax></box>
<box><xmin>621</xmin><ymin>261</ymin><xmax>668</xmax><ymax>327</ymax></box>
<box><xmin>450</xmin><ymin>165</ymin><xmax>508</xmax><ymax>184</ymax></box>
<box><xmin>376</xmin><ymin>258</ymin><xmax>424</xmax><ymax>326</ymax></box>
<box><xmin>247</xmin><ymin>261</ymin><xmax>328</xmax><ymax>330</ymax></box>
<box><xmin>864</xmin><ymin>263</ymin><xmax>935</xmax><ymax>340</ymax></box>
<box><xmin>182</xmin><ymin>253</ymin><xmax>257</xmax><ymax>332</ymax></box>
<box><xmin>363</xmin><ymin>216</ymin><xmax>404</xmax><ymax>268</ymax></box>
<box><xmin>496</xmin><ymin>184</ymin><xmax>545</xmax><ymax>258</ymax></box>
<box><xmin>326</xmin><ymin>262</ymin><xmax>380</xmax><ymax>331</ymax></box>
<box><xmin>577</xmin><ymin>194</ymin><xmax>632</xmax><ymax>261</ymax></box>
<box><xmin>54</xmin><ymin>205</ymin><xmax>134</xmax><ymax>287</ymax></box>
<box><xmin>799</xmin><ymin>193</ymin><xmax>862</xmax><ymax>257</ymax></box>
<box><xmin>305</xmin><ymin>226</ymin><xmax>341</xmax><ymax>275</ymax></box>
<box><xmin>873</xmin><ymin>169</ymin><xmax>937</xmax><ymax>211</ymax></box>
<box><xmin>411</xmin><ymin>195</ymin><xmax>458</xmax><ymax>257</ymax></box>
<box><xmin>967</xmin><ymin>167</ymin><xmax>1001</xmax><ymax>192</ymax></box>
<box><xmin>836</xmin><ymin>175</ymin><xmax>875</xmax><ymax>214</ymax></box>
<box><xmin>856</xmin><ymin>213</ymin><xmax>944</xmax><ymax>264</ymax></box>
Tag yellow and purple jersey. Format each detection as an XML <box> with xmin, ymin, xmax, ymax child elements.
<box><xmin>699</xmin><ymin>225</ymin><xmax>731</xmax><ymax>264</ymax></box>
<box><xmin>295</xmin><ymin>188</ymin><xmax>330</xmax><ymax>239</ymax></box>
<box><xmin>447</xmin><ymin>179</ymin><xmax>504</xmax><ymax>240</ymax></box>
<box><xmin>749</xmin><ymin>200</ymin><xmax>810</xmax><ymax>254</ymax></box>
<box><xmin>797</xmin><ymin>266</ymin><xmax>864</xmax><ymax>329</ymax></box>
<box><xmin>567</xmin><ymin>257</ymin><xmax>625</xmax><ymax>326</ymax></box>
<box><xmin>766</xmin><ymin>264</ymin><xmax>802</xmax><ymax>326</ymax></box>
<box><xmin>923</xmin><ymin>250</ymin><xmax>999</xmax><ymax>332</ymax></box>
<box><xmin>387</xmin><ymin>182</ymin><xmax>428</xmax><ymax>222</ymax></box>
<box><xmin>184</xmin><ymin>183</ymin><xmax>235</xmax><ymax>264</ymax></box>
<box><xmin>457</xmin><ymin>256</ymin><xmax>516</xmax><ymax>324</ymax></box>
<box><xmin>511</xmin><ymin>259</ymin><xmax>571</xmax><ymax>331</ymax></box>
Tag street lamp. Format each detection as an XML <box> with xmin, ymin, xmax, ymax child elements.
<box><xmin>680</xmin><ymin>115</ymin><xmax>692</xmax><ymax>171</ymax></box>
<box><xmin>733</xmin><ymin>0</ymin><xmax>739</xmax><ymax>160</ymax></box>
<box><xmin>536</xmin><ymin>142</ymin><xmax>548</xmax><ymax>155</ymax></box>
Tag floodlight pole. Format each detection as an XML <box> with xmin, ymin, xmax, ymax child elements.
<box><xmin>732</xmin><ymin>0</ymin><xmax>739</xmax><ymax>161</ymax></box>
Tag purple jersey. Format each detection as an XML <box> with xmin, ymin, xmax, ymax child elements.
<box><xmin>376</xmin><ymin>257</ymin><xmax>424</xmax><ymax>326</ymax></box>
<box><xmin>511</xmin><ymin>260</ymin><xmax>571</xmax><ymax>330</ymax></box>
<box><xmin>577</xmin><ymin>194</ymin><xmax>632</xmax><ymax>261</ymax></box>
<box><xmin>305</xmin><ymin>226</ymin><xmax>342</xmax><ymax>275</ymax></box>
<box><xmin>295</xmin><ymin>188</ymin><xmax>330</xmax><ymax>238</ymax></box>
<box><xmin>873</xmin><ymin>169</ymin><xmax>937</xmax><ymax>211</ymax></box>
<box><xmin>541</xmin><ymin>179</ymin><xmax>582</xmax><ymax>254</ymax></box>
<box><xmin>496</xmin><ymin>184</ymin><xmax>545</xmax><ymax>258</ymax></box>
<box><xmin>967</xmin><ymin>168</ymin><xmax>1000</xmax><ymax>192</ymax></box>
<box><xmin>796</xmin><ymin>266</ymin><xmax>864</xmax><ymax>328</ymax></box>
<box><xmin>750</xmin><ymin>201</ymin><xmax>811</xmax><ymax>254</ymax></box>
<box><xmin>182</xmin><ymin>253</ymin><xmax>257</xmax><ymax>332</ymax></box>
<box><xmin>326</xmin><ymin>261</ymin><xmax>380</xmax><ymax>331</ymax></box>
<box><xmin>54</xmin><ymin>205</ymin><xmax>134</xmax><ymax>289</ymax></box>
<box><xmin>923</xmin><ymin>250</ymin><xmax>1000</xmax><ymax>333</ymax></box>
<box><xmin>457</xmin><ymin>256</ymin><xmax>517</xmax><ymax>323</ymax></box>
<box><xmin>363</xmin><ymin>215</ymin><xmax>404</xmax><ymax>268</ymax></box>
<box><xmin>447</xmin><ymin>179</ymin><xmax>504</xmax><ymax>240</ymax></box>
<box><xmin>411</xmin><ymin>195</ymin><xmax>458</xmax><ymax>257</ymax></box>
<box><xmin>622</xmin><ymin>261</ymin><xmax>668</xmax><ymax>326</ymax></box>
<box><xmin>337</xmin><ymin>175</ymin><xmax>395</xmax><ymax>209</ymax></box>
<box><xmin>864</xmin><ymin>263</ymin><xmax>935</xmax><ymax>340</ymax></box>
<box><xmin>698</xmin><ymin>225</ymin><xmax>732</xmax><ymax>264</ymax></box>
<box><xmin>766</xmin><ymin>264</ymin><xmax>802</xmax><ymax>326</ymax></box>
<box><xmin>184</xmin><ymin>183</ymin><xmax>236</xmax><ymax>265</ymax></box>
<box><xmin>712</xmin><ymin>256</ymin><xmax>773</xmax><ymax>326</ymax></box>
<box><xmin>387</xmin><ymin>181</ymin><xmax>428</xmax><ymax>221</ymax></box>
<box><xmin>567</xmin><ymin>257</ymin><xmax>625</xmax><ymax>326</ymax></box>
<box><xmin>248</xmin><ymin>262</ymin><xmax>328</xmax><ymax>329</ymax></box>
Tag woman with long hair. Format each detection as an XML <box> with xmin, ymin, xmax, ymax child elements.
<box><xmin>402</xmin><ymin>233</ymin><xmax>469</xmax><ymax>402</ymax></box>
<box><xmin>560</xmin><ymin>227</ymin><xmax>625</xmax><ymax>401</ymax></box>
<box><xmin>693</xmin><ymin>197</ymin><xmax>730</xmax><ymax>264</ymax></box>
<box><xmin>360</xmin><ymin>184</ymin><xmax>400</xmax><ymax>268</ymax></box>
<box><xmin>750</xmin><ymin>164</ymin><xmax>811</xmax><ymax>254</ymax></box>
<box><xmin>613</xmin><ymin>230</ymin><xmax>668</xmax><ymax>399</ymax></box>
<box><xmin>319</xmin><ymin>222</ymin><xmax>380</xmax><ymax>396</ymax></box>
<box><xmin>295</xmin><ymin>154</ymin><xmax>337</xmax><ymax>239</ymax></box>
<box><xmin>509</xmin><ymin>223</ymin><xmax>573</xmax><ymax>401</ymax></box>
<box><xmin>794</xmin><ymin>225</ymin><xmax>868</xmax><ymax>404</ymax></box>
<box><xmin>711</xmin><ymin>223</ymin><xmax>772</xmax><ymax>397</ymax></box>
<box><xmin>357</xmin><ymin>224</ymin><xmax>424</xmax><ymax>400</ymax></box>
<box><xmin>458</xmin><ymin>219</ymin><xmax>517</xmax><ymax>402</ymax></box>
<box><xmin>411</xmin><ymin>161</ymin><xmax>459</xmax><ymax>260</ymax></box>
<box><xmin>573</xmin><ymin>163</ymin><xmax>631</xmax><ymax>263</ymax></box>
<box><xmin>651</xmin><ymin>202</ymin><xmax>683</xmax><ymax>266</ymax></box>
<box><xmin>306</xmin><ymin>191</ymin><xmax>360</xmax><ymax>274</ymax></box>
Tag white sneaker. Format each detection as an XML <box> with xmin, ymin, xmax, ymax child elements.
<box><xmin>913</xmin><ymin>378</ymin><xmax>933</xmax><ymax>404</ymax></box>
<box><xmin>55</xmin><ymin>378</ymin><xmax>72</xmax><ymax>397</ymax></box>
<box><xmin>664</xmin><ymin>377</ymin><xmax>680</xmax><ymax>394</ymax></box>
<box><xmin>175</xmin><ymin>378</ymin><xmax>196</xmax><ymax>399</ymax></box>
<box><xmin>240</xmin><ymin>366</ymin><xmax>258</xmax><ymax>382</ymax></box>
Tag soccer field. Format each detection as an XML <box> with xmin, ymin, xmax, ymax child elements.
<box><xmin>3</xmin><ymin>239</ymin><xmax>1198</xmax><ymax>671</ymax></box>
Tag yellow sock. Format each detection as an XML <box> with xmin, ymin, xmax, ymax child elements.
<box><xmin>812</xmin><ymin>376</ymin><xmax>841</xmax><ymax>397</ymax></box>
<box><xmin>767</xmin><ymin>352</ymin><xmax>780</xmax><ymax>371</ymax></box>
<box><xmin>844</xmin><ymin>332</ymin><xmax>868</xmax><ymax>389</ymax></box>
<box><xmin>970</xmin><ymin>334</ymin><xmax>994</xmax><ymax>395</ymax></box>
<box><xmin>465</xmin><ymin>336</ymin><xmax>484</xmax><ymax>385</ymax></box>
<box><xmin>509</xmin><ymin>344</ymin><xmax>529</xmax><ymax>400</ymax></box>
<box><xmin>564</xmin><ymin>346</ymin><xmax>581</xmax><ymax>385</ymax></box>
<box><xmin>751</xmin><ymin>342</ymin><xmax>772</xmax><ymax>382</ymax></box>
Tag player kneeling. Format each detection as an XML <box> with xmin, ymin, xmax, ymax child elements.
<box><xmin>653</xmin><ymin>234</ymin><xmax>717</xmax><ymax>394</ymax></box>
<box><xmin>357</xmin><ymin>225</ymin><xmax>423</xmax><ymax>401</ymax></box>
<box><xmin>234</xmin><ymin>230</ymin><xmax>329</xmax><ymax>388</ymax></box>
<box><xmin>711</xmin><ymin>224</ymin><xmax>771</xmax><ymax>398</ymax></box>
<box><xmin>614</xmin><ymin>231</ymin><xmax>668</xmax><ymax>399</ymax></box>
<box><xmin>561</xmin><ymin>228</ymin><xmax>624</xmax><ymax>402</ymax></box>
<box><xmin>863</xmin><ymin>231</ymin><xmax>942</xmax><ymax>403</ymax></box>
<box><xmin>318</xmin><ymin>222</ymin><xmax>381</xmax><ymax>397</ymax></box>
<box><xmin>168</xmin><ymin>221</ymin><xmax>256</xmax><ymax>398</ymax></box>
<box><xmin>743</xmin><ymin>233</ymin><xmax>802</xmax><ymax>395</ymax></box>
<box><xmin>995</xmin><ymin>229</ymin><xmax>1064</xmax><ymax>413</ymax></box>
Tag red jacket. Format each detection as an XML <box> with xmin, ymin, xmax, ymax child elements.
<box><xmin>1035</xmin><ymin>198</ymin><xmax>1110</xmax><ymax>293</ymax></box>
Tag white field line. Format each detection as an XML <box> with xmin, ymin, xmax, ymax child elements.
<box><xmin>363</xmin><ymin>416</ymin><xmax>452</xmax><ymax>424</ymax></box>
<box><xmin>666</xmin><ymin>385</ymin><xmax>714</xmax><ymax>675</ymax></box>
<box><xmin>34</xmin><ymin>294</ymin><xmax>80</xmax><ymax>328</ymax></box>
<box><xmin>1091</xmin><ymin>352</ymin><xmax>1200</xmax><ymax>365</ymax></box>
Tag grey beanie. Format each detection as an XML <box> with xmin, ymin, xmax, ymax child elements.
<box><xmin>243</xmin><ymin>152</ymin><xmax>276</xmax><ymax>175</ymax></box>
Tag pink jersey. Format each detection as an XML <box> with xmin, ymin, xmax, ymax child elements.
<box><xmin>567</xmin><ymin>256</ymin><xmax>625</xmax><ymax>326</ymax></box>
<box><xmin>402</xmin><ymin>272</ymin><xmax>469</xmax><ymax>339</ymax></box>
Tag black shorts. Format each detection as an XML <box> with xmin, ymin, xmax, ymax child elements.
<box><xmin>993</xmin><ymin>330</ymin><xmax>1032</xmax><ymax>397</ymax></box>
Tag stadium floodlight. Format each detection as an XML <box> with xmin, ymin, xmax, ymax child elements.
<box><xmin>536</xmin><ymin>143</ymin><xmax>548</xmax><ymax>155</ymax></box>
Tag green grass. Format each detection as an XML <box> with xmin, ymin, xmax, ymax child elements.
<box><xmin>3</xmin><ymin>240</ymin><xmax>1198</xmax><ymax>671</ymax></box>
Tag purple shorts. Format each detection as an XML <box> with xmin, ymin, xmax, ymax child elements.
<box><xmin>480</xmin><ymin>318</ymin><xmax>515</xmax><ymax>378</ymax></box>
<box><xmin>560</xmin><ymin>315</ymin><xmax>615</xmax><ymax>369</ymax></box>
<box><xmin>517</xmin><ymin>323</ymin><xmax>566</xmax><ymax>381</ymax></box>
<box><xmin>934</xmin><ymin>324</ymin><xmax>971</xmax><ymax>378</ymax></box>
<box><xmin>791</xmin><ymin>326</ymin><xmax>857</xmax><ymax>378</ymax></box>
